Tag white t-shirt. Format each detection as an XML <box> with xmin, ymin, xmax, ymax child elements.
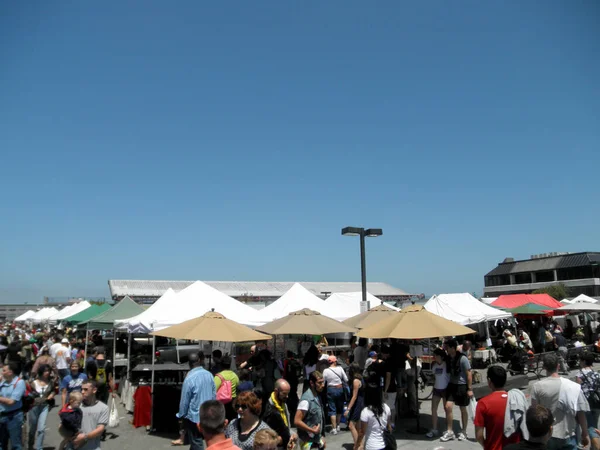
<box><xmin>432</xmin><ymin>362</ymin><xmax>450</xmax><ymax>390</ymax></box>
<box><xmin>50</xmin><ymin>342</ymin><xmax>62</xmax><ymax>359</ymax></box>
<box><xmin>55</xmin><ymin>346</ymin><xmax>70</xmax><ymax>370</ymax></box>
<box><xmin>323</xmin><ymin>367</ymin><xmax>348</xmax><ymax>386</ymax></box>
<box><xmin>360</xmin><ymin>404</ymin><xmax>391</xmax><ymax>450</ymax></box>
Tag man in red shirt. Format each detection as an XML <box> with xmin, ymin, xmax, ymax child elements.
<box><xmin>474</xmin><ymin>366</ymin><xmax>521</xmax><ymax>450</ymax></box>
<box><xmin>198</xmin><ymin>400</ymin><xmax>241</xmax><ymax>450</ymax></box>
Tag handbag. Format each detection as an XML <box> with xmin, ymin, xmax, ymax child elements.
<box><xmin>108</xmin><ymin>397</ymin><xmax>120</xmax><ymax>428</ymax></box>
<box><xmin>374</xmin><ymin>412</ymin><xmax>397</xmax><ymax>450</ymax></box>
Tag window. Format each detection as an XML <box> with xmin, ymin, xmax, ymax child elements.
<box><xmin>514</xmin><ymin>273</ymin><xmax>532</xmax><ymax>284</ymax></box>
<box><xmin>536</xmin><ymin>271</ymin><xmax>555</xmax><ymax>283</ymax></box>
<box><xmin>557</xmin><ymin>266</ymin><xmax>594</xmax><ymax>281</ymax></box>
<box><xmin>485</xmin><ymin>275</ymin><xmax>511</xmax><ymax>287</ymax></box>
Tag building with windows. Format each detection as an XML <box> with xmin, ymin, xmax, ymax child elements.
<box><xmin>484</xmin><ymin>252</ymin><xmax>600</xmax><ymax>297</ymax></box>
<box><xmin>108</xmin><ymin>279</ymin><xmax>415</xmax><ymax>307</ymax></box>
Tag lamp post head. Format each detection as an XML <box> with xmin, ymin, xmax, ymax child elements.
<box><xmin>365</xmin><ymin>228</ymin><xmax>383</xmax><ymax>237</ymax></box>
<box><xmin>341</xmin><ymin>226</ymin><xmax>363</xmax><ymax>237</ymax></box>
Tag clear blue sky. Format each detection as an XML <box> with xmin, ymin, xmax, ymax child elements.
<box><xmin>1</xmin><ymin>1</ymin><xmax>599</xmax><ymax>304</ymax></box>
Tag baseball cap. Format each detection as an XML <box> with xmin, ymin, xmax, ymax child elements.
<box><xmin>61</xmin><ymin>338</ymin><xmax>69</xmax><ymax>343</ymax></box>
<box><xmin>327</xmin><ymin>355</ymin><xmax>337</xmax><ymax>363</ymax></box>
<box><xmin>369</xmin><ymin>351</ymin><xmax>377</xmax><ymax>357</ymax></box>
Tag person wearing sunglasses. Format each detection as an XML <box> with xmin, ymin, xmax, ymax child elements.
<box><xmin>225</xmin><ymin>391</ymin><xmax>272</xmax><ymax>450</ymax></box>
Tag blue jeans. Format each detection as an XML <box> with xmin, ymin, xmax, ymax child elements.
<box><xmin>547</xmin><ymin>436</ymin><xmax>577</xmax><ymax>450</ymax></box>
<box><xmin>587</xmin><ymin>410</ymin><xmax>600</xmax><ymax>437</ymax></box>
<box><xmin>326</xmin><ymin>386</ymin><xmax>344</xmax><ymax>416</ymax></box>
<box><xmin>183</xmin><ymin>418</ymin><xmax>204</xmax><ymax>450</ymax></box>
<box><xmin>0</xmin><ymin>410</ymin><xmax>23</xmax><ymax>450</ymax></box>
<box><xmin>28</xmin><ymin>404</ymin><xmax>49</xmax><ymax>450</ymax></box>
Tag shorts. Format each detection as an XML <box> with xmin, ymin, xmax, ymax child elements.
<box><xmin>395</xmin><ymin>369</ymin><xmax>407</xmax><ymax>389</ymax></box>
<box><xmin>326</xmin><ymin>386</ymin><xmax>344</xmax><ymax>416</ymax></box>
<box><xmin>446</xmin><ymin>383</ymin><xmax>469</xmax><ymax>407</ymax></box>
<box><xmin>432</xmin><ymin>388</ymin><xmax>446</xmax><ymax>398</ymax></box>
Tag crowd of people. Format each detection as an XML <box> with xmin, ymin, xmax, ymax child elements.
<box><xmin>3</xmin><ymin>316</ymin><xmax>600</xmax><ymax>450</ymax></box>
<box><xmin>0</xmin><ymin>324</ymin><xmax>113</xmax><ymax>450</ymax></box>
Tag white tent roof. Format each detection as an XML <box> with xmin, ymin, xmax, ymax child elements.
<box><xmin>324</xmin><ymin>292</ymin><xmax>399</xmax><ymax>320</ymax></box>
<box><xmin>480</xmin><ymin>297</ymin><xmax>498</xmax><ymax>305</ymax></box>
<box><xmin>115</xmin><ymin>288</ymin><xmax>178</xmax><ymax>332</ymax></box>
<box><xmin>118</xmin><ymin>282</ymin><xmax>265</xmax><ymax>333</ymax></box>
<box><xmin>30</xmin><ymin>307</ymin><xmax>60</xmax><ymax>323</ymax></box>
<box><xmin>259</xmin><ymin>283</ymin><xmax>342</xmax><ymax>321</ymax></box>
<box><xmin>569</xmin><ymin>294</ymin><xmax>598</xmax><ymax>304</ymax></box>
<box><xmin>48</xmin><ymin>302</ymin><xmax>91</xmax><ymax>323</ymax></box>
<box><xmin>14</xmin><ymin>310</ymin><xmax>36</xmax><ymax>322</ymax></box>
<box><xmin>424</xmin><ymin>293</ymin><xmax>512</xmax><ymax>325</ymax></box>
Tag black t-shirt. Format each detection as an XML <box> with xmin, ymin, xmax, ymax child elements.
<box><xmin>554</xmin><ymin>334</ymin><xmax>567</xmax><ymax>348</ymax></box>
<box><xmin>383</xmin><ymin>358</ymin><xmax>397</xmax><ymax>393</ymax></box>
<box><xmin>86</xmin><ymin>358</ymin><xmax>113</xmax><ymax>391</ymax></box>
<box><xmin>366</xmin><ymin>360</ymin><xmax>386</xmax><ymax>388</ymax></box>
<box><xmin>504</xmin><ymin>440</ymin><xmax>547</xmax><ymax>450</ymax></box>
<box><xmin>393</xmin><ymin>343</ymin><xmax>409</xmax><ymax>370</ymax></box>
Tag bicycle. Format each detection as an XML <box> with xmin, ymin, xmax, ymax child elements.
<box><xmin>418</xmin><ymin>369</ymin><xmax>435</xmax><ymax>400</ymax></box>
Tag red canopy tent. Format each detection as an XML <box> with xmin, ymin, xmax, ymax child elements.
<box><xmin>491</xmin><ymin>293</ymin><xmax>563</xmax><ymax>309</ymax></box>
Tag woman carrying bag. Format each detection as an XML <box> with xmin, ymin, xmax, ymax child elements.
<box><xmin>357</xmin><ymin>377</ymin><xmax>395</xmax><ymax>450</ymax></box>
<box><xmin>27</xmin><ymin>364</ymin><xmax>55</xmax><ymax>450</ymax></box>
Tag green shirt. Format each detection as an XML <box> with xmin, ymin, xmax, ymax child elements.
<box><xmin>214</xmin><ymin>370</ymin><xmax>239</xmax><ymax>398</ymax></box>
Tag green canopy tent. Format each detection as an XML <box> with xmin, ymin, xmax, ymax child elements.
<box><xmin>77</xmin><ymin>296</ymin><xmax>145</xmax><ymax>380</ymax></box>
<box><xmin>65</xmin><ymin>304</ymin><xmax>112</xmax><ymax>325</ymax></box>
<box><xmin>78</xmin><ymin>296</ymin><xmax>145</xmax><ymax>330</ymax></box>
<box><xmin>505</xmin><ymin>304</ymin><xmax>555</xmax><ymax>316</ymax></box>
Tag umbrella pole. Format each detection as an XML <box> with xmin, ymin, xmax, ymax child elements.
<box><xmin>150</xmin><ymin>332</ymin><xmax>156</xmax><ymax>433</ymax></box>
<box><xmin>407</xmin><ymin>354</ymin><xmax>426</xmax><ymax>434</ymax></box>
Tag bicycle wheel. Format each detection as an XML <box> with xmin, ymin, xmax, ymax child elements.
<box><xmin>418</xmin><ymin>383</ymin><xmax>434</xmax><ymax>400</ymax></box>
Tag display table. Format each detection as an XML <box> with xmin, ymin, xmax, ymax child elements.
<box><xmin>472</xmin><ymin>349</ymin><xmax>497</xmax><ymax>368</ymax></box>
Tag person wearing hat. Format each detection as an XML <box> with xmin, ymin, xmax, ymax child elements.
<box><xmin>322</xmin><ymin>355</ymin><xmax>348</xmax><ymax>435</ymax></box>
<box><xmin>55</xmin><ymin>338</ymin><xmax>72</xmax><ymax>383</ymax></box>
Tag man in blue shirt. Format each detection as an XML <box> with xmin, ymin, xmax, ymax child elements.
<box><xmin>177</xmin><ymin>352</ymin><xmax>216</xmax><ymax>450</ymax></box>
<box><xmin>60</xmin><ymin>361</ymin><xmax>88</xmax><ymax>406</ymax></box>
<box><xmin>0</xmin><ymin>362</ymin><xmax>26</xmax><ymax>450</ymax></box>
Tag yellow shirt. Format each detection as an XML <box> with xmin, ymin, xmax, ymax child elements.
<box><xmin>214</xmin><ymin>370</ymin><xmax>239</xmax><ymax>398</ymax></box>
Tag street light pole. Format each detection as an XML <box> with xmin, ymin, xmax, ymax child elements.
<box><xmin>360</xmin><ymin>230</ymin><xmax>367</xmax><ymax>306</ymax></box>
<box><xmin>342</xmin><ymin>226</ymin><xmax>383</xmax><ymax>309</ymax></box>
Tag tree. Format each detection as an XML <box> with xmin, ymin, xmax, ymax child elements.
<box><xmin>533</xmin><ymin>283</ymin><xmax>570</xmax><ymax>300</ymax></box>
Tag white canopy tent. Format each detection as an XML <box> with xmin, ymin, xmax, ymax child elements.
<box><xmin>259</xmin><ymin>283</ymin><xmax>342</xmax><ymax>321</ymax></box>
<box><xmin>424</xmin><ymin>293</ymin><xmax>512</xmax><ymax>325</ymax></box>
<box><xmin>324</xmin><ymin>292</ymin><xmax>399</xmax><ymax>320</ymax></box>
<box><xmin>480</xmin><ymin>297</ymin><xmax>498</xmax><ymax>305</ymax></box>
<box><xmin>561</xmin><ymin>294</ymin><xmax>598</xmax><ymax>305</ymax></box>
<box><xmin>47</xmin><ymin>301</ymin><xmax>91</xmax><ymax>324</ymax></box>
<box><xmin>117</xmin><ymin>282</ymin><xmax>265</xmax><ymax>333</ymax></box>
<box><xmin>14</xmin><ymin>310</ymin><xmax>36</xmax><ymax>322</ymax></box>
<box><xmin>30</xmin><ymin>307</ymin><xmax>60</xmax><ymax>323</ymax></box>
<box><xmin>115</xmin><ymin>288</ymin><xmax>177</xmax><ymax>333</ymax></box>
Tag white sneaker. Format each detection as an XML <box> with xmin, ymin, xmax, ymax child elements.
<box><xmin>426</xmin><ymin>429</ymin><xmax>440</xmax><ymax>438</ymax></box>
<box><xmin>330</xmin><ymin>429</ymin><xmax>338</xmax><ymax>435</ymax></box>
<box><xmin>440</xmin><ymin>431</ymin><xmax>455</xmax><ymax>442</ymax></box>
<box><xmin>457</xmin><ymin>432</ymin><xmax>467</xmax><ymax>441</ymax></box>
<box><xmin>336</xmin><ymin>425</ymin><xmax>340</xmax><ymax>432</ymax></box>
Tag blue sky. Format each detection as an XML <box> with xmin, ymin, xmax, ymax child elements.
<box><xmin>1</xmin><ymin>2</ymin><xmax>599</xmax><ymax>304</ymax></box>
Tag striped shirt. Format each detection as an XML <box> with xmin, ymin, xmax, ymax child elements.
<box><xmin>177</xmin><ymin>367</ymin><xmax>216</xmax><ymax>423</ymax></box>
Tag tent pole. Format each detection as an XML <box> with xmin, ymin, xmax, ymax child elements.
<box><xmin>84</xmin><ymin>326</ymin><xmax>89</xmax><ymax>359</ymax></box>
<box><xmin>176</xmin><ymin>340</ymin><xmax>180</xmax><ymax>364</ymax></box>
<box><xmin>126</xmin><ymin>333</ymin><xmax>132</xmax><ymax>380</ymax></box>
<box><xmin>113</xmin><ymin>329</ymin><xmax>117</xmax><ymax>384</ymax></box>
<box><xmin>150</xmin><ymin>332</ymin><xmax>156</xmax><ymax>432</ymax></box>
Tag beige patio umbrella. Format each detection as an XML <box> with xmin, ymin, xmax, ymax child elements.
<box><xmin>343</xmin><ymin>304</ymin><xmax>398</xmax><ymax>329</ymax></box>
<box><xmin>151</xmin><ymin>311</ymin><xmax>271</xmax><ymax>342</ymax></box>
<box><xmin>256</xmin><ymin>308</ymin><xmax>357</xmax><ymax>335</ymax></box>
<box><xmin>357</xmin><ymin>304</ymin><xmax>474</xmax><ymax>339</ymax></box>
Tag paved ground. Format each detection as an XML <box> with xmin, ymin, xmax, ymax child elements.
<box><xmin>37</xmin><ymin>368</ymin><xmax>579</xmax><ymax>450</ymax></box>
